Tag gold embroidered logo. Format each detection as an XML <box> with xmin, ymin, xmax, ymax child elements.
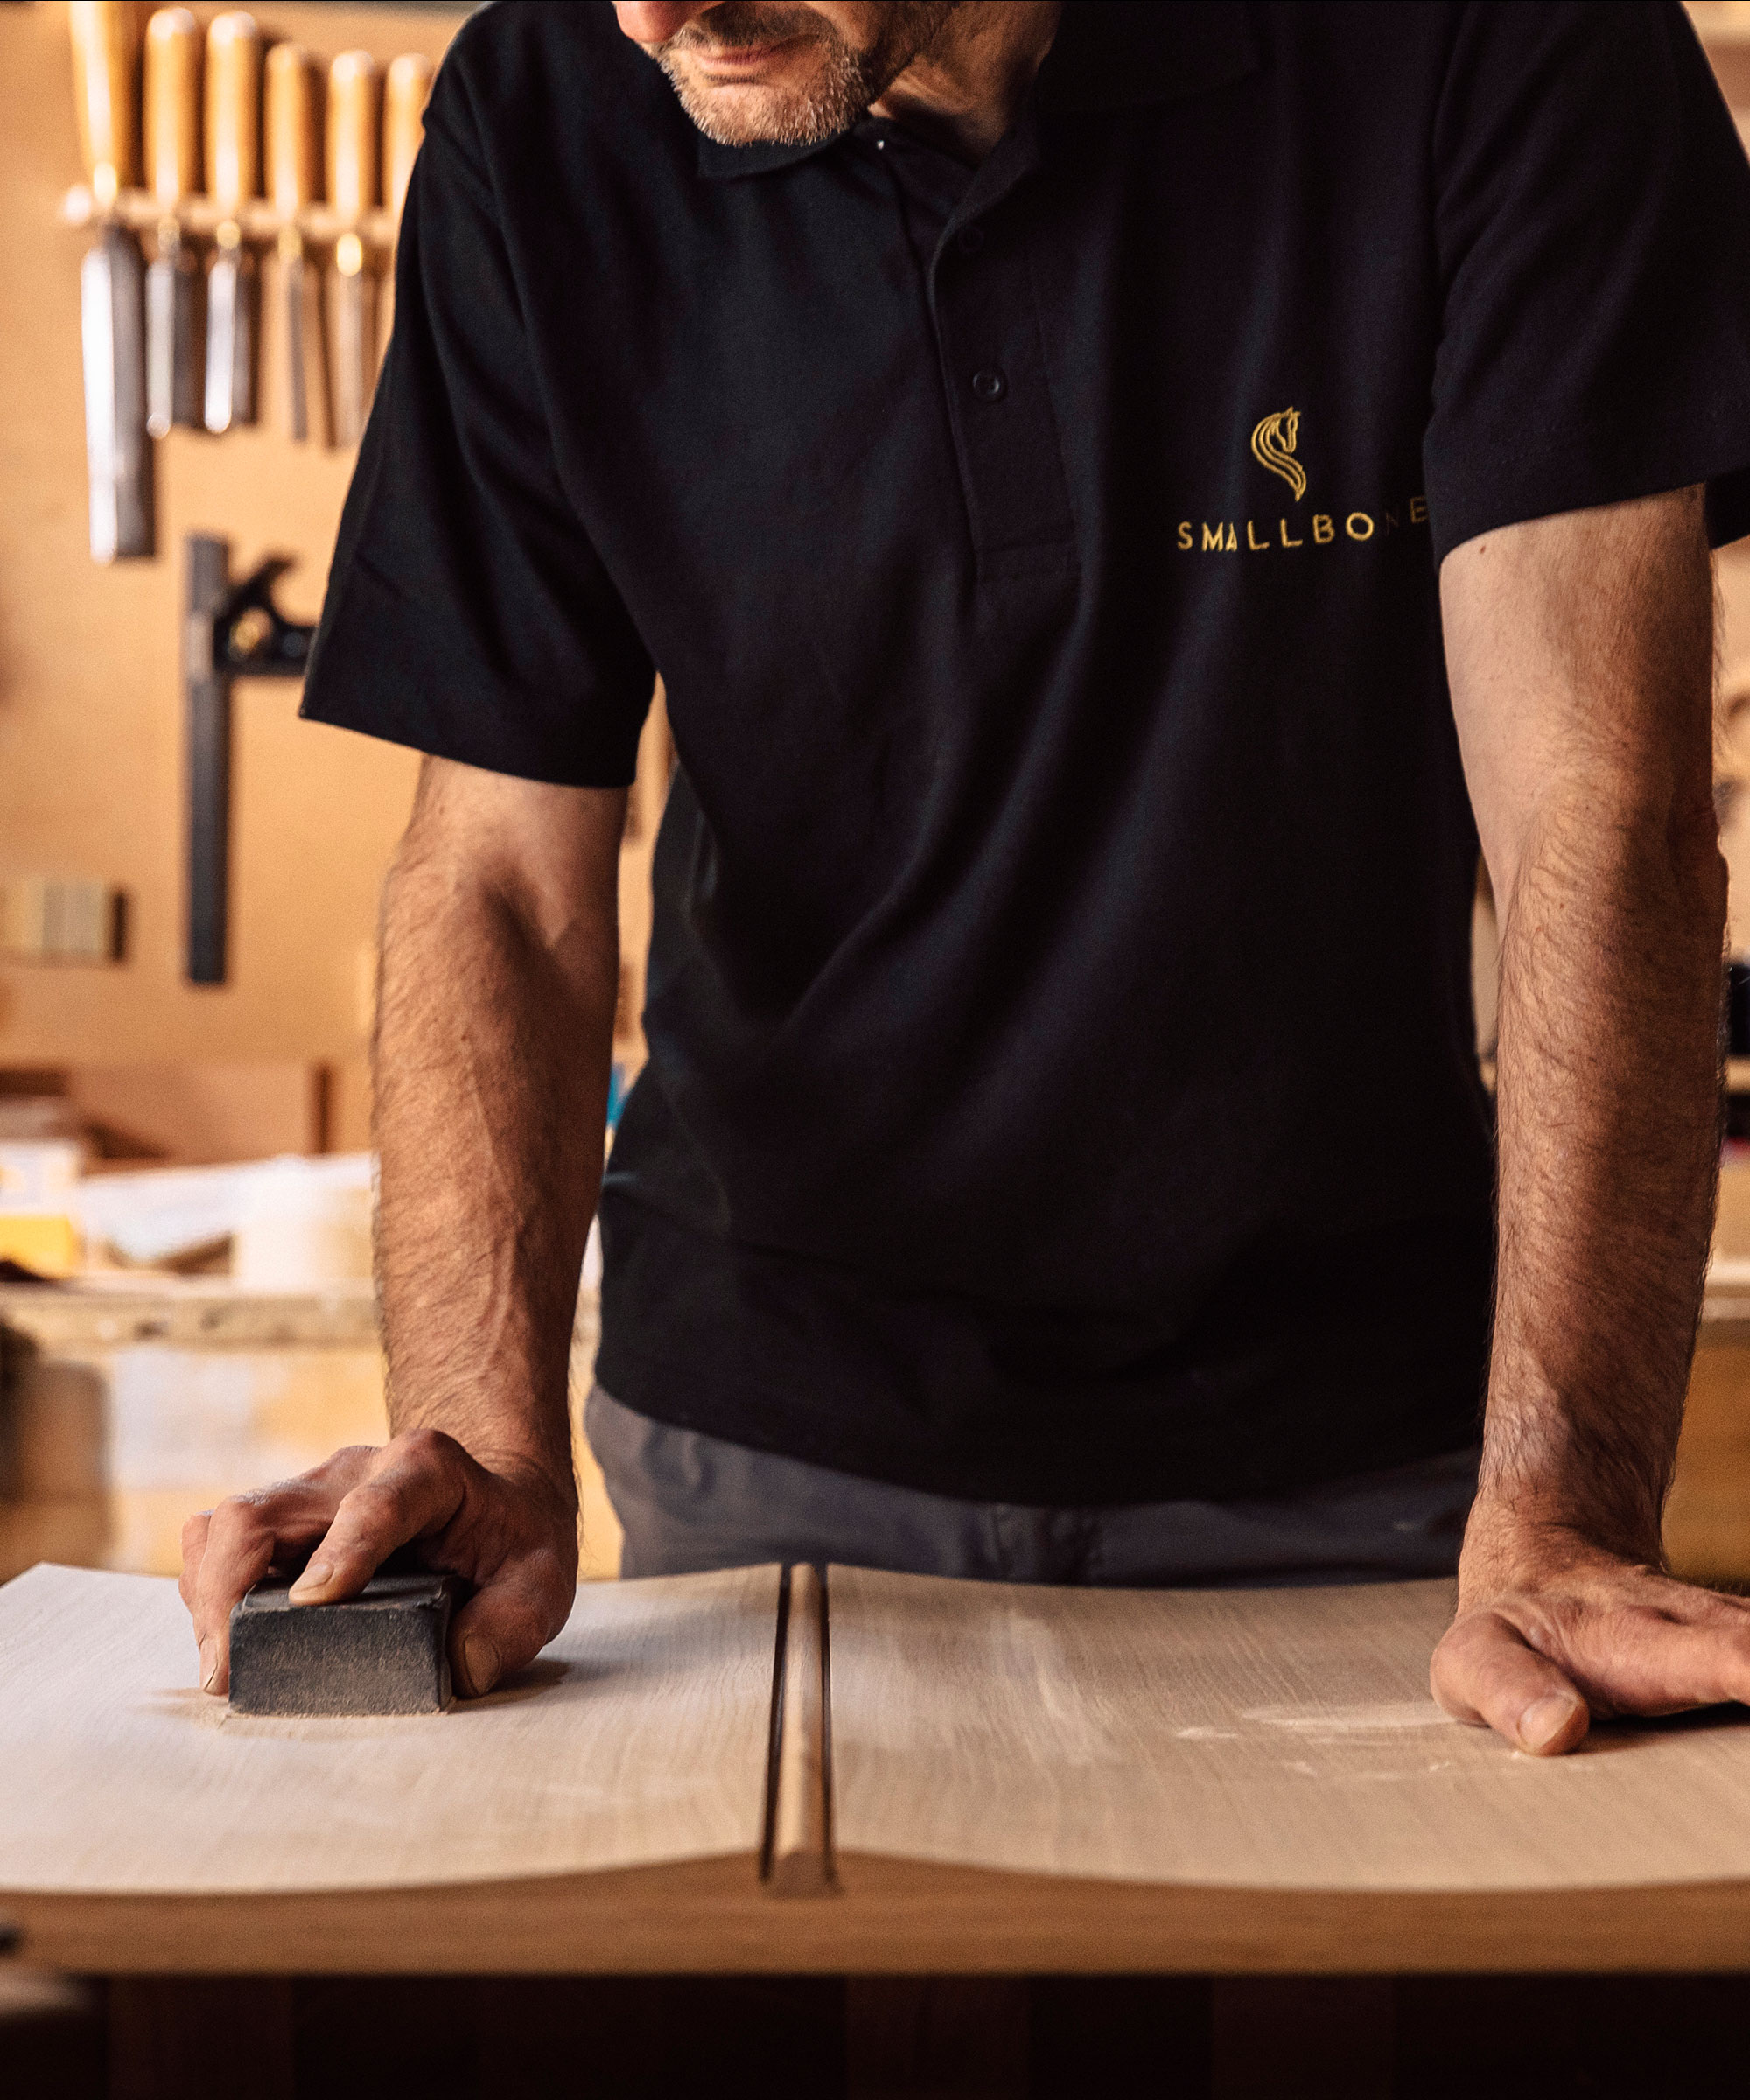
<box><xmin>1250</xmin><ymin>408</ymin><xmax>1306</xmax><ymax>500</ymax></box>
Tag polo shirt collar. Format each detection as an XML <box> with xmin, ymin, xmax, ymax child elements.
<box><xmin>695</xmin><ymin>2</ymin><xmax>1260</xmax><ymax>178</ymax></box>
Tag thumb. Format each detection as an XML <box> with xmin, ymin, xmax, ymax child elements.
<box><xmin>1431</xmin><ymin>1608</ymin><xmax>1591</xmax><ymax>1755</ymax></box>
<box><xmin>447</xmin><ymin>1572</ymin><xmax>562</xmax><ymax>1698</ymax></box>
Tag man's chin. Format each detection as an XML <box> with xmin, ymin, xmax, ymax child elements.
<box><xmin>668</xmin><ymin>80</ymin><xmax>853</xmax><ymax>148</ymax></box>
<box><xmin>659</xmin><ymin>49</ymin><xmax>864</xmax><ymax>149</ymax></box>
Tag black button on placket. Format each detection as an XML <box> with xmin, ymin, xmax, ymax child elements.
<box><xmin>924</xmin><ymin>119</ymin><xmax>1075</xmax><ymax>574</ymax></box>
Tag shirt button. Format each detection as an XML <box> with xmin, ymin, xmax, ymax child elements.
<box><xmin>970</xmin><ymin>368</ymin><xmax>1007</xmax><ymax>402</ymax></box>
<box><xmin>956</xmin><ymin>226</ymin><xmax>984</xmax><ymax>255</ymax></box>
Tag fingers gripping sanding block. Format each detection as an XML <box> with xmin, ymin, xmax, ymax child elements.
<box><xmin>228</xmin><ymin>1572</ymin><xmax>460</xmax><ymax>1716</ymax></box>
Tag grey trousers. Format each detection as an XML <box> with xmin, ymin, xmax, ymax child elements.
<box><xmin>585</xmin><ymin>1386</ymin><xmax>1480</xmax><ymax>1587</ymax></box>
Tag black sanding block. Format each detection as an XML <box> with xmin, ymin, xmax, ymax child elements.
<box><xmin>228</xmin><ymin>1571</ymin><xmax>459</xmax><ymax>1716</ymax></box>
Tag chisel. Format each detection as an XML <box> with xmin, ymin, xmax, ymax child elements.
<box><xmin>68</xmin><ymin>1</ymin><xmax>151</xmax><ymax>564</ymax></box>
<box><xmin>377</xmin><ymin>53</ymin><xmax>433</xmax><ymax>363</ymax></box>
<box><xmin>326</xmin><ymin>50</ymin><xmax>379</xmax><ymax>450</ymax></box>
<box><xmin>144</xmin><ymin>7</ymin><xmax>202</xmax><ymax>439</ymax></box>
<box><xmin>203</xmin><ymin>10</ymin><xmax>261</xmax><ymax>436</ymax></box>
<box><xmin>265</xmin><ymin>42</ymin><xmax>323</xmax><ymax>444</ymax></box>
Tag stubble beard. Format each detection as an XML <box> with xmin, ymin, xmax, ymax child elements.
<box><xmin>650</xmin><ymin>3</ymin><xmax>960</xmax><ymax>147</ymax></box>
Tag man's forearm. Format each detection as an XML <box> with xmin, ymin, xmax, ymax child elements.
<box><xmin>182</xmin><ymin>766</ymin><xmax>627</xmax><ymax>1697</ymax></box>
<box><xmin>1477</xmin><ymin>755</ymin><xmax>1724</xmax><ymax>1564</ymax></box>
<box><xmin>1424</xmin><ymin>491</ymin><xmax>1750</xmax><ymax>1754</ymax></box>
<box><xmin>373</xmin><ymin>825</ymin><xmax>619</xmax><ymax>1506</ymax></box>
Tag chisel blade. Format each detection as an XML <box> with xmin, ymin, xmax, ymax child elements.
<box><xmin>204</xmin><ymin>246</ymin><xmax>236</xmax><ymax>432</ymax></box>
<box><xmin>231</xmin><ymin>254</ymin><xmax>256</xmax><ymax>428</ymax></box>
<box><xmin>284</xmin><ymin>246</ymin><xmax>309</xmax><ymax>443</ymax></box>
<box><xmin>146</xmin><ymin>230</ymin><xmax>202</xmax><ymax>438</ymax></box>
<box><xmin>204</xmin><ymin>238</ymin><xmax>256</xmax><ymax>435</ymax></box>
<box><xmin>80</xmin><ymin>224</ymin><xmax>151</xmax><ymax>564</ymax></box>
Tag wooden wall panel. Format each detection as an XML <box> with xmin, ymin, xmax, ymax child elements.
<box><xmin>0</xmin><ymin>7</ymin><xmax>520</xmax><ymax>1078</ymax></box>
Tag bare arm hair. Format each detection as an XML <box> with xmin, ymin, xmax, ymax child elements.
<box><xmin>1443</xmin><ymin>485</ymin><xmax>1725</xmax><ymax>1563</ymax></box>
<box><xmin>178</xmin><ymin>755</ymin><xmax>626</xmax><ymax>1697</ymax></box>
<box><xmin>374</xmin><ymin>754</ymin><xmax>626</xmax><ymax>1504</ymax></box>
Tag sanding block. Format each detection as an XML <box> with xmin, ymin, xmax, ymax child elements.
<box><xmin>228</xmin><ymin>1569</ymin><xmax>459</xmax><ymax>1716</ymax></box>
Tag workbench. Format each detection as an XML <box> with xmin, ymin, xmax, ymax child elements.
<box><xmin>4</xmin><ymin>1562</ymin><xmax>1750</xmax><ymax>2097</ymax></box>
<box><xmin>9</xmin><ymin>1275</ymin><xmax>1750</xmax><ymax>2092</ymax></box>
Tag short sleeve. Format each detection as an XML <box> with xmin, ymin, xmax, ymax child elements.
<box><xmin>1424</xmin><ymin>2</ymin><xmax>1750</xmax><ymax>564</ymax></box>
<box><xmin>299</xmin><ymin>55</ymin><xmax>654</xmax><ymax>785</ymax></box>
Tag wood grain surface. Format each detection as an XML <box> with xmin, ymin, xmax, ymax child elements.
<box><xmin>15</xmin><ymin>1563</ymin><xmax>1750</xmax><ymax>1977</ymax></box>
<box><xmin>0</xmin><ymin>1563</ymin><xmax>778</xmax><ymax>1894</ymax></box>
<box><xmin>828</xmin><ymin>1568</ymin><xmax>1750</xmax><ymax>1895</ymax></box>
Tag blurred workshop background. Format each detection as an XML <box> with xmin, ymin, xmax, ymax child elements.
<box><xmin>6</xmin><ymin>0</ymin><xmax>1750</xmax><ymax>1592</ymax></box>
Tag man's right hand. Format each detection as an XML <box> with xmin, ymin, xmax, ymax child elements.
<box><xmin>183</xmin><ymin>758</ymin><xmax>620</xmax><ymax>1706</ymax></box>
<box><xmin>179</xmin><ymin>1427</ymin><xmax>579</xmax><ymax>1699</ymax></box>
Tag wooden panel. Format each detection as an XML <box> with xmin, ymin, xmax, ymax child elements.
<box><xmin>570</xmin><ymin>1287</ymin><xmax>625</xmax><ymax>1581</ymax></box>
<box><xmin>828</xmin><ymin>1567</ymin><xmax>1750</xmax><ymax>1895</ymax></box>
<box><xmin>22</xmin><ymin>1853</ymin><xmax>1750</xmax><ymax>1979</ymax></box>
<box><xmin>66</xmin><ymin>1060</ymin><xmax>322</xmax><ymax>1162</ymax></box>
<box><xmin>0</xmin><ymin>1276</ymin><xmax>380</xmax><ymax>1350</ymax></box>
<box><xmin>0</xmin><ymin>1561</ymin><xmax>777</xmax><ymax>1894</ymax></box>
<box><xmin>14</xmin><ymin>1564</ymin><xmax>1750</xmax><ymax>1974</ymax></box>
<box><xmin>1667</xmin><ymin>1322</ymin><xmax>1750</xmax><ymax>1582</ymax></box>
<box><xmin>17</xmin><ymin>1565</ymin><xmax>1750</xmax><ymax>1977</ymax></box>
<box><xmin>0</xmin><ymin>1276</ymin><xmax>624</xmax><ymax>1583</ymax></box>
<box><xmin>0</xmin><ymin>1280</ymin><xmax>388</xmax><ymax>1581</ymax></box>
<box><xmin>0</xmin><ymin>6</ymin><xmax>434</xmax><ymax>1070</ymax></box>
<box><xmin>1714</xmin><ymin>1162</ymin><xmax>1750</xmax><ymax>1256</ymax></box>
<box><xmin>614</xmin><ymin>683</ymin><xmax>673</xmax><ymax>1071</ymax></box>
<box><xmin>0</xmin><ymin>6</ymin><xmax>663</xmax><ymax>1082</ymax></box>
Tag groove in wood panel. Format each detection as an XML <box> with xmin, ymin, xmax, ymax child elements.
<box><xmin>764</xmin><ymin>1564</ymin><xmax>836</xmax><ymax>1898</ymax></box>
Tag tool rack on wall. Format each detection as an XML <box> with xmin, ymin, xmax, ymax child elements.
<box><xmin>46</xmin><ymin>5</ymin><xmax>671</xmax><ymax>1062</ymax></box>
<box><xmin>52</xmin><ymin>4</ymin><xmax>438</xmax><ymax>988</ymax></box>
<box><xmin>63</xmin><ymin>3</ymin><xmax>433</xmax><ymax>564</ymax></box>
<box><xmin>63</xmin><ymin>186</ymin><xmax>401</xmax><ymax>255</ymax></box>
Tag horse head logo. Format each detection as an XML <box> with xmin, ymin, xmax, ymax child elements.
<box><xmin>1250</xmin><ymin>408</ymin><xmax>1306</xmax><ymax>501</ymax></box>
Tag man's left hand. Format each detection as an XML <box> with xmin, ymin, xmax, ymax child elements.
<box><xmin>1432</xmin><ymin>1522</ymin><xmax>1750</xmax><ymax>1754</ymax></box>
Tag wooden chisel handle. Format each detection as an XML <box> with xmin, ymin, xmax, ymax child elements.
<box><xmin>144</xmin><ymin>9</ymin><xmax>200</xmax><ymax>207</ymax></box>
<box><xmin>67</xmin><ymin>1</ymin><xmax>141</xmax><ymax>205</ymax></box>
<box><xmin>205</xmin><ymin>11</ymin><xmax>262</xmax><ymax>214</ymax></box>
<box><xmin>204</xmin><ymin>11</ymin><xmax>259</xmax><ymax>434</ymax></box>
<box><xmin>73</xmin><ymin>4</ymin><xmax>150</xmax><ymax>557</ymax></box>
<box><xmin>326</xmin><ymin>51</ymin><xmax>380</xmax><ymax>221</ymax></box>
<box><xmin>327</xmin><ymin>49</ymin><xmax>378</xmax><ymax>446</ymax></box>
<box><xmin>144</xmin><ymin>7</ymin><xmax>202</xmax><ymax>438</ymax></box>
<box><xmin>383</xmin><ymin>54</ymin><xmax>433</xmax><ymax>225</ymax></box>
<box><xmin>266</xmin><ymin>43</ymin><xmax>320</xmax><ymax>214</ymax></box>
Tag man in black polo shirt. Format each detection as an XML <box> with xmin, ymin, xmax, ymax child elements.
<box><xmin>184</xmin><ymin>2</ymin><xmax>1750</xmax><ymax>1756</ymax></box>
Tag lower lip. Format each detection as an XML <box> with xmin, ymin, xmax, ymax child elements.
<box><xmin>696</xmin><ymin>38</ymin><xmax>798</xmax><ymax>74</ymax></box>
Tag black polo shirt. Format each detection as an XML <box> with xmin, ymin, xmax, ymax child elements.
<box><xmin>303</xmin><ymin>2</ymin><xmax>1750</xmax><ymax>1506</ymax></box>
